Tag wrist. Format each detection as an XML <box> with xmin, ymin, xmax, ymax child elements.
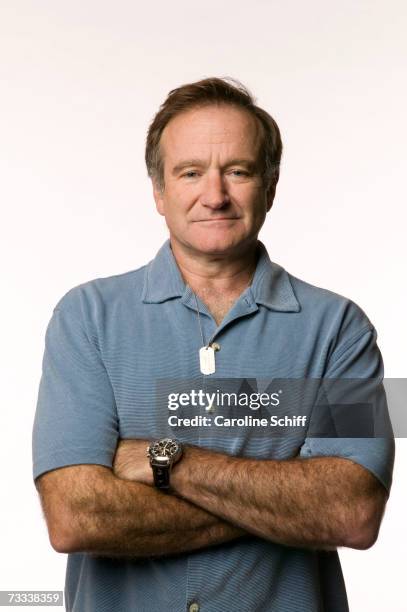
<box><xmin>170</xmin><ymin>445</ymin><xmax>200</xmax><ymax>495</ymax></box>
<box><xmin>147</xmin><ymin>438</ymin><xmax>183</xmax><ymax>491</ymax></box>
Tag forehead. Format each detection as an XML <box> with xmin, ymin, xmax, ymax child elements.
<box><xmin>160</xmin><ymin>104</ymin><xmax>263</xmax><ymax>162</ymax></box>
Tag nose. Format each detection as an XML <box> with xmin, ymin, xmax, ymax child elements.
<box><xmin>200</xmin><ymin>171</ymin><xmax>230</xmax><ymax>209</ymax></box>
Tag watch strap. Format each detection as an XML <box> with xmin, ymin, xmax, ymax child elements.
<box><xmin>152</xmin><ymin>463</ymin><xmax>171</xmax><ymax>489</ymax></box>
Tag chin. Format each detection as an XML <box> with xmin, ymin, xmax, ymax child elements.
<box><xmin>170</xmin><ymin>226</ymin><xmax>255</xmax><ymax>257</ymax></box>
<box><xmin>190</xmin><ymin>236</ymin><xmax>248</xmax><ymax>256</ymax></box>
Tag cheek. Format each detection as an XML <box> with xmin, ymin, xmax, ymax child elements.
<box><xmin>235</xmin><ymin>186</ymin><xmax>267</xmax><ymax>216</ymax></box>
<box><xmin>166</xmin><ymin>183</ymin><xmax>198</xmax><ymax>209</ymax></box>
<box><xmin>163</xmin><ymin>196</ymin><xmax>192</xmax><ymax>229</ymax></box>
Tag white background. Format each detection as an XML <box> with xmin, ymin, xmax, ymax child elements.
<box><xmin>1</xmin><ymin>1</ymin><xmax>406</xmax><ymax>610</ymax></box>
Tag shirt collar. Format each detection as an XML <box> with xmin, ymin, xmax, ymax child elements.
<box><xmin>141</xmin><ymin>239</ymin><xmax>300</xmax><ymax>313</ymax></box>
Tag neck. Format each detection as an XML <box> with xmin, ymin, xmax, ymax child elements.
<box><xmin>170</xmin><ymin>238</ymin><xmax>259</xmax><ymax>295</ymax></box>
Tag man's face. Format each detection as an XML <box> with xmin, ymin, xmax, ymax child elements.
<box><xmin>153</xmin><ymin>104</ymin><xmax>275</xmax><ymax>258</ymax></box>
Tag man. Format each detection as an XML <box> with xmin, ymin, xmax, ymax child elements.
<box><xmin>33</xmin><ymin>77</ymin><xmax>394</xmax><ymax>612</ymax></box>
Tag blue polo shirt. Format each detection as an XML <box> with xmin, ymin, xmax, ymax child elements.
<box><xmin>33</xmin><ymin>240</ymin><xmax>394</xmax><ymax>612</ymax></box>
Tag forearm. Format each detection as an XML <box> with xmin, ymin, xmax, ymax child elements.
<box><xmin>37</xmin><ymin>465</ymin><xmax>245</xmax><ymax>558</ymax></box>
<box><xmin>171</xmin><ymin>447</ymin><xmax>386</xmax><ymax>550</ymax></box>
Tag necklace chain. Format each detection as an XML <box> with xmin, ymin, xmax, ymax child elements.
<box><xmin>193</xmin><ymin>292</ymin><xmax>207</xmax><ymax>347</ymax></box>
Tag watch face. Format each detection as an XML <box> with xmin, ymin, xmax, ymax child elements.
<box><xmin>148</xmin><ymin>438</ymin><xmax>181</xmax><ymax>460</ymax></box>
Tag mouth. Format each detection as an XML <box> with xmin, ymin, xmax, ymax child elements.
<box><xmin>194</xmin><ymin>218</ymin><xmax>239</xmax><ymax>223</ymax></box>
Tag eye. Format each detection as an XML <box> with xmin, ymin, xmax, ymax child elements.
<box><xmin>230</xmin><ymin>169</ymin><xmax>249</xmax><ymax>177</ymax></box>
<box><xmin>182</xmin><ymin>170</ymin><xmax>199</xmax><ymax>179</ymax></box>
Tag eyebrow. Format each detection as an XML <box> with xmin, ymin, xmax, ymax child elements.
<box><xmin>171</xmin><ymin>158</ymin><xmax>259</xmax><ymax>176</ymax></box>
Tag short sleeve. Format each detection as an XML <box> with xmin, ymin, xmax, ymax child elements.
<box><xmin>32</xmin><ymin>291</ymin><xmax>119</xmax><ymax>481</ymax></box>
<box><xmin>299</xmin><ymin>320</ymin><xmax>395</xmax><ymax>493</ymax></box>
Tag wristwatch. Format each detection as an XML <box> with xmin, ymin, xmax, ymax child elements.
<box><xmin>147</xmin><ymin>438</ymin><xmax>183</xmax><ymax>490</ymax></box>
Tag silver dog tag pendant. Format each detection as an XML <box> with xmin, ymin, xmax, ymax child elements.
<box><xmin>199</xmin><ymin>346</ymin><xmax>216</xmax><ymax>375</ymax></box>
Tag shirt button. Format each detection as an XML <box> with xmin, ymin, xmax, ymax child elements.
<box><xmin>188</xmin><ymin>603</ymin><xmax>200</xmax><ymax>612</ymax></box>
<box><xmin>211</xmin><ymin>342</ymin><xmax>221</xmax><ymax>351</ymax></box>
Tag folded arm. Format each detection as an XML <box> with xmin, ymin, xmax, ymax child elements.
<box><xmin>170</xmin><ymin>446</ymin><xmax>388</xmax><ymax>550</ymax></box>
<box><xmin>119</xmin><ymin>440</ymin><xmax>388</xmax><ymax>551</ymax></box>
<box><xmin>35</xmin><ymin>462</ymin><xmax>246</xmax><ymax>558</ymax></box>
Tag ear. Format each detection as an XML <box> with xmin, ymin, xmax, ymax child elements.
<box><xmin>153</xmin><ymin>181</ymin><xmax>165</xmax><ymax>216</ymax></box>
<box><xmin>266</xmin><ymin>175</ymin><xmax>279</xmax><ymax>212</ymax></box>
<box><xmin>266</xmin><ymin>184</ymin><xmax>276</xmax><ymax>212</ymax></box>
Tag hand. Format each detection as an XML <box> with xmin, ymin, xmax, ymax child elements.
<box><xmin>113</xmin><ymin>439</ymin><xmax>153</xmax><ymax>486</ymax></box>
